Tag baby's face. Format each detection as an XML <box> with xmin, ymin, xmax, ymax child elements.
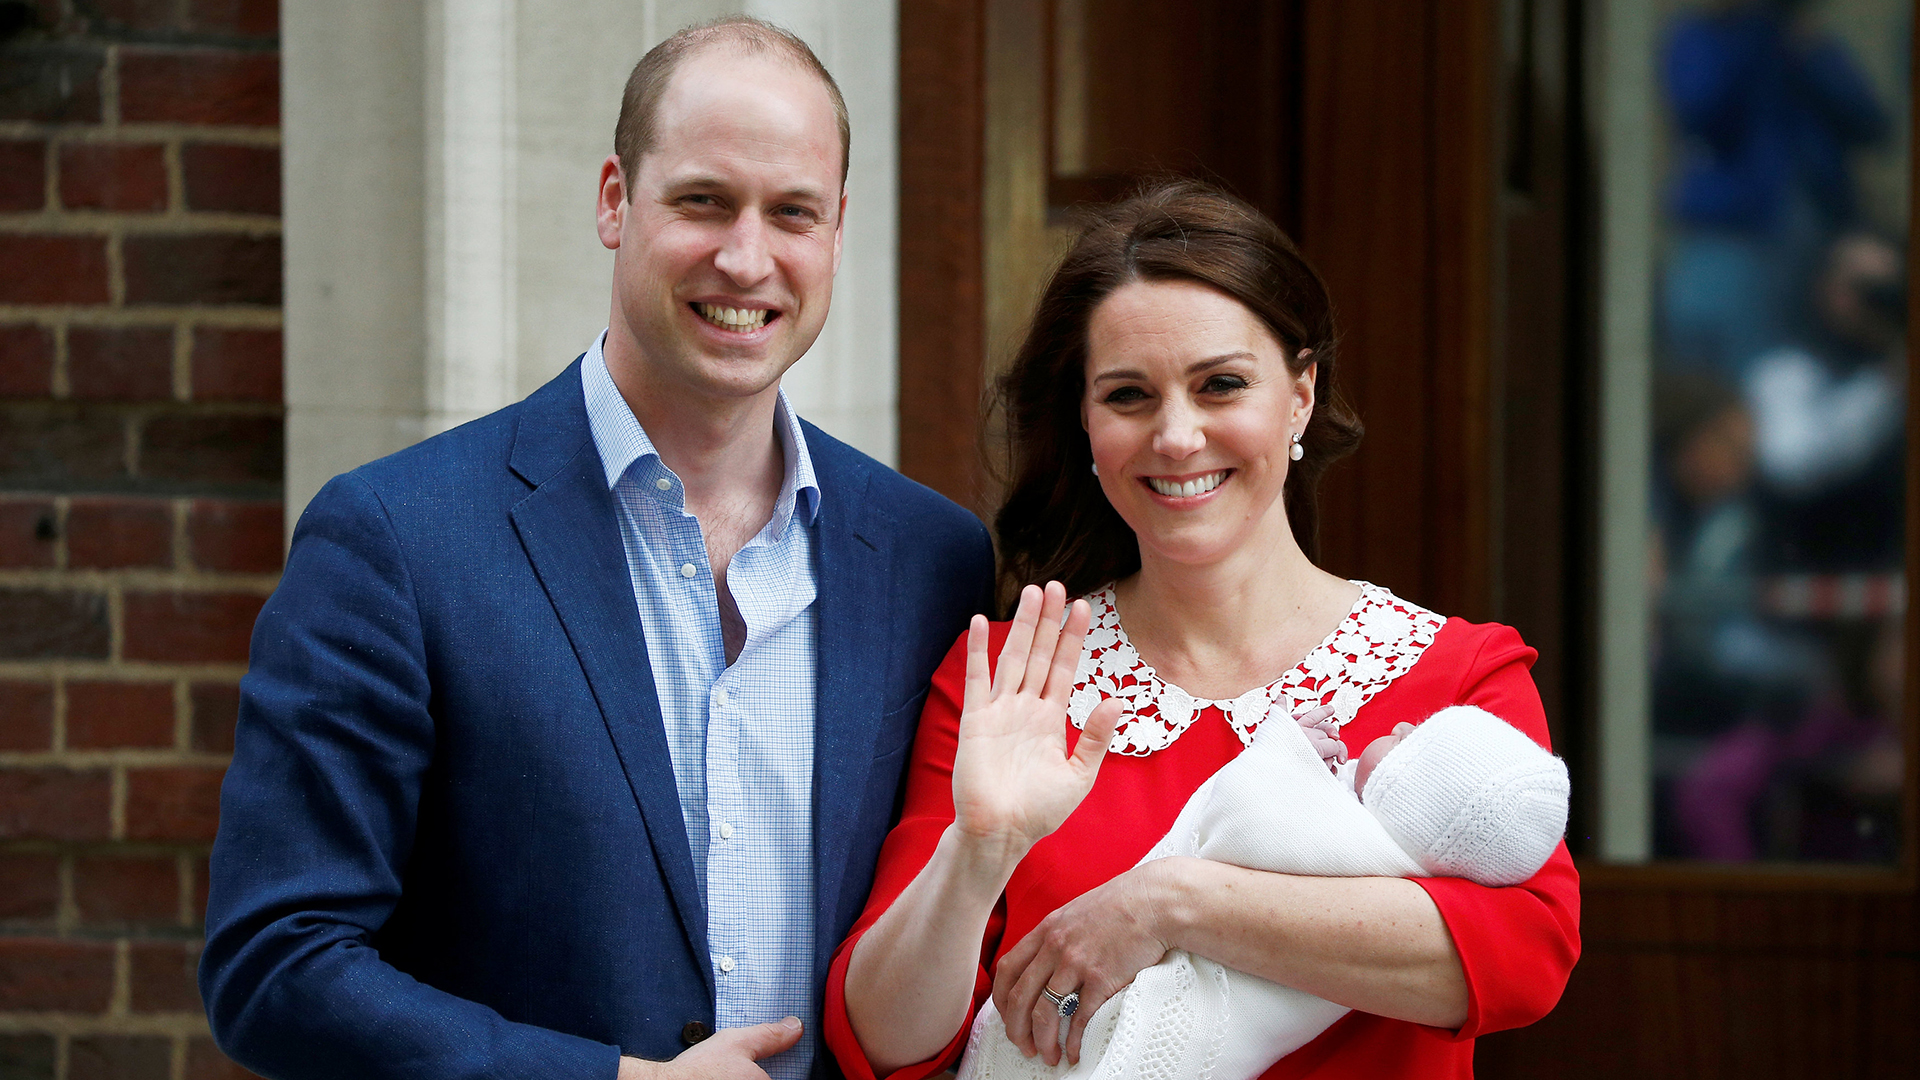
<box><xmin>1355</xmin><ymin>722</ymin><xmax>1417</xmax><ymax>799</ymax></box>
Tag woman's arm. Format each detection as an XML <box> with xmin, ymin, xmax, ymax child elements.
<box><xmin>1157</xmin><ymin>859</ymin><xmax>1466</xmax><ymax>1024</ymax></box>
<box><xmin>841</xmin><ymin>585</ymin><xmax>1124</xmax><ymax>1075</ymax></box>
<box><xmin>991</xmin><ymin>858</ymin><xmax>1464</xmax><ymax>1064</ymax></box>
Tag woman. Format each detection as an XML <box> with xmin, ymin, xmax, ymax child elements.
<box><xmin>825</xmin><ymin>181</ymin><xmax>1579</xmax><ymax>1079</ymax></box>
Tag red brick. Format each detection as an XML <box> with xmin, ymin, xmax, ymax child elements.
<box><xmin>189</xmin><ymin>682</ymin><xmax>239</xmax><ymax>753</ymax></box>
<box><xmin>0</xmin><ymin>588</ymin><xmax>111</xmax><ymax>660</ymax></box>
<box><xmin>0</xmin><ymin>404</ymin><xmax>131</xmax><ymax>487</ymax></box>
<box><xmin>119</xmin><ymin>49</ymin><xmax>278</xmax><ymax>127</ymax></box>
<box><xmin>0</xmin><ymin>768</ymin><xmax>112</xmax><ymax>840</ymax></box>
<box><xmin>68</xmin><ymin>325</ymin><xmax>175</xmax><ymax>402</ymax></box>
<box><xmin>0</xmin><ymin>1033</ymin><xmax>55</xmax><ymax>1080</ymax></box>
<box><xmin>66</xmin><ymin>679</ymin><xmax>177</xmax><ymax>749</ymax></box>
<box><xmin>186</xmin><ymin>1037</ymin><xmax>263</xmax><ymax>1080</ymax></box>
<box><xmin>123</xmin><ymin>764</ymin><xmax>226</xmax><ymax>842</ymax></box>
<box><xmin>66</xmin><ymin>497</ymin><xmax>174</xmax><ymax>569</ymax></box>
<box><xmin>129</xmin><ymin>940</ymin><xmax>201</xmax><ymax>1012</ymax></box>
<box><xmin>186</xmin><ymin>0</ymin><xmax>277</xmax><ymax>38</ymax></box>
<box><xmin>189</xmin><ymin>854</ymin><xmax>209</xmax><ymax>923</ymax></box>
<box><xmin>59</xmin><ymin>143</ymin><xmax>168</xmax><ymax>212</ymax></box>
<box><xmin>0</xmin><ymin>236</ymin><xmax>109</xmax><ymax>304</ymax></box>
<box><xmin>0</xmin><ymin>498</ymin><xmax>57</xmax><ymax>569</ymax></box>
<box><xmin>0</xmin><ymin>938</ymin><xmax>115</xmax><ymax>1011</ymax></box>
<box><xmin>0</xmin><ymin>140</ymin><xmax>46</xmax><ymax>212</ymax></box>
<box><xmin>0</xmin><ymin>45</ymin><xmax>104</xmax><ymax>124</ymax></box>
<box><xmin>0</xmin><ymin>680</ymin><xmax>54</xmax><ymax>750</ymax></box>
<box><xmin>0</xmin><ymin>324</ymin><xmax>56</xmax><ymax>397</ymax></box>
<box><xmin>124</xmin><ymin>591</ymin><xmax>262</xmax><ymax>663</ymax></box>
<box><xmin>73</xmin><ymin>854</ymin><xmax>180</xmax><ymax>926</ymax></box>
<box><xmin>0</xmin><ymin>852</ymin><xmax>60</xmax><ymax>921</ymax></box>
<box><xmin>182</xmin><ymin>143</ymin><xmax>278</xmax><ymax>215</ymax></box>
<box><xmin>138</xmin><ymin>414</ymin><xmax>283</xmax><ymax>486</ymax></box>
<box><xmin>122</xmin><ymin>234</ymin><xmax>281</xmax><ymax>306</ymax></box>
<box><xmin>69</xmin><ymin>1035</ymin><xmax>171</xmax><ymax>1080</ymax></box>
<box><xmin>190</xmin><ymin>328</ymin><xmax>280</xmax><ymax>402</ymax></box>
<box><xmin>189</xmin><ymin>500</ymin><xmax>279</xmax><ymax>572</ymax></box>
<box><xmin>84</xmin><ymin>0</ymin><xmax>177</xmax><ymax>32</ymax></box>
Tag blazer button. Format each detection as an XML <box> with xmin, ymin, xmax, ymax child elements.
<box><xmin>682</xmin><ymin>1021</ymin><xmax>711</xmax><ymax>1046</ymax></box>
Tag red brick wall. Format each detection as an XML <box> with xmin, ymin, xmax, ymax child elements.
<box><xmin>1</xmin><ymin>2</ymin><xmax>279</xmax><ymax>1077</ymax></box>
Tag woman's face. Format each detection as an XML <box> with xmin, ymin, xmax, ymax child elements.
<box><xmin>1082</xmin><ymin>278</ymin><xmax>1315</xmax><ymax>569</ymax></box>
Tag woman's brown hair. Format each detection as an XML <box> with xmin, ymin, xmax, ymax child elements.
<box><xmin>992</xmin><ymin>179</ymin><xmax>1363</xmax><ymax>606</ymax></box>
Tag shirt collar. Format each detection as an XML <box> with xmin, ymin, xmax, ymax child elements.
<box><xmin>581</xmin><ymin>329</ymin><xmax>821</xmax><ymax>527</ymax></box>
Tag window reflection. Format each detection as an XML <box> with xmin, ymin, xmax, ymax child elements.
<box><xmin>1644</xmin><ymin>0</ymin><xmax>1907</xmax><ymax>863</ymax></box>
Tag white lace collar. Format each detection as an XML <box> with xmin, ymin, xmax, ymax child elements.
<box><xmin>1065</xmin><ymin>581</ymin><xmax>1446</xmax><ymax>757</ymax></box>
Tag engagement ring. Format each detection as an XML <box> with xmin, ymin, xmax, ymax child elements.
<box><xmin>1041</xmin><ymin>986</ymin><xmax>1080</xmax><ymax>1019</ymax></box>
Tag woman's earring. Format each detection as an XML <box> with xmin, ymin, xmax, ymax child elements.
<box><xmin>1090</xmin><ymin>461</ymin><xmax>1100</xmax><ymax>477</ymax></box>
<box><xmin>1289</xmin><ymin>433</ymin><xmax>1304</xmax><ymax>462</ymax></box>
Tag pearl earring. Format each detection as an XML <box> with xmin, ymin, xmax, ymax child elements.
<box><xmin>1090</xmin><ymin>461</ymin><xmax>1100</xmax><ymax>476</ymax></box>
<box><xmin>1289</xmin><ymin>433</ymin><xmax>1304</xmax><ymax>461</ymax></box>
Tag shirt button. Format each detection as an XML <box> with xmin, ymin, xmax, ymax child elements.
<box><xmin>680</xmin><ymin>562</ymin><xmax>697</xmax><ymax>579</ymax></box>
<box><xmin>718</xmin><ymin>821</ymin><xmax>734</xmax><ymax>840</ymax></box>
<box><xmin>717</xmin><ymin>955</ymin><xmax>735</xmax><ymax>973</ymax></box>
<box><xmin>711</xmin><ymin>687</ymin><xmax>728</xmax><ymax>709</ymax></box>
<box><xmin>655</xmin><ymin>477</ymin><xmax>672</xmax><ymax>492</ymax></box>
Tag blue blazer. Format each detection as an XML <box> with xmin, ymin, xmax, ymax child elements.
<box><xmin>200</xmin><ymin>361</ymin><xmax>995</xmax><ymax>1080</ymax></box>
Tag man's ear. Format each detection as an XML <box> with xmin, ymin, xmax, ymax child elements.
<box><xmin>596</xmin><ymin>155</ymin><xmax>626</xmax><ymax>251</ymax></box>
<box><xmin>831</xmin><ymin>192</ymin><xmax>847</xmax><ymax>274</ymax></box>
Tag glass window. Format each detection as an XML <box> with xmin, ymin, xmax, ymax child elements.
<box><xmin>1595</xmin><ymin>0</ymin><xmax>1909</xmax><ymax>864</ymax></box>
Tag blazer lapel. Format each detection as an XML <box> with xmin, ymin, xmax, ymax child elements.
<box><xmin>807</xmin><ymin>432</ymin><xmax>894</xmax><ymax>979</ymax></box>
<box><xmin>507</xmin><ymin>363</ymin><xmax>713</xmax><ymax>1000</ymax></box>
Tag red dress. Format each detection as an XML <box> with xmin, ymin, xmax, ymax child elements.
<box><xmin>823</xmin><ymin>585</ymin><xmax>1581</xmax><ymax>1080</ymax></box>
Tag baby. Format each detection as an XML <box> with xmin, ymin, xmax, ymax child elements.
<box><xmin>958</xmin><ymin>704</ymin><xmax>1569</xmax><ymax>1080</ymax></box>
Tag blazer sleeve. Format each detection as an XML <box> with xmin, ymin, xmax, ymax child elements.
<box><xmin>823</xmin><ymin>630</ymin><xmax>1007</xmax><ymax>1080</ymax></box>
<box><xmin>1411</xmin><ymin>624</ymin><xmax>1582</xmax><ymax>1040</ymax></box>
<box><xmin>197</xmin><ymin>473</ymin><xmax>621</xmax><ymax>1080</ymax></box>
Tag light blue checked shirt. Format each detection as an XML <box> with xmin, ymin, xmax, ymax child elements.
<box><xmin>583</xmin><ymin>333</ymin><xmax>820</xmax><ymax>1080</ymax></box>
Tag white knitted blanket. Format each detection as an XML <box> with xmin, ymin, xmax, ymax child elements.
<box><xmin>955</xmin><ymin>709</ymin><xmax>1462</xmax><ymax>1080</ymax></box>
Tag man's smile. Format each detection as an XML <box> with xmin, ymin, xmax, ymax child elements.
<box><xmin>693</xmin><ymin>302</ymin><xmax>780</xmax><ymax>332</ymax></box>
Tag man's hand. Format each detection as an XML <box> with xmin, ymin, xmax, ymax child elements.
<box><xmin>617</xmin><ymin>1018</ymin><xmax>803</xmax><ymax>1080</ymax></box>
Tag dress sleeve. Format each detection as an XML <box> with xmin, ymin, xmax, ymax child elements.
<box><xmin>823</xmin><ymin>629</ymin><xmax>1007</xmax><ymax>1080</ymax></box>
<box><xmin>1411</xmin><ymin>623</ymin><xmax>1582</xmax><ymax>1040</ymax></box>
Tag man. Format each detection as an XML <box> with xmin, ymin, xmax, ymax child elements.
<box><xmin>200</xmin><ymin>18</ymin><xmax>993</xmax><ymax>1080</ymax></box>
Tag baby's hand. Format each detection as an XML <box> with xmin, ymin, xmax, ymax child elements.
<box><xmin>1295</xmin><ymin>704</ymin><xmax>1344</xmax><ymax>772</ymax></box>
<box><xmin>1354</xmin><ymin>722</ymin><xmax>1417</xmax><ymax>798</ymax></box>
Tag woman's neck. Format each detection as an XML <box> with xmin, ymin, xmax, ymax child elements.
<box><xmin>1113</xmin><ymin>527</ymin><xmax>1360</xmax><ymax>701</ymax></box>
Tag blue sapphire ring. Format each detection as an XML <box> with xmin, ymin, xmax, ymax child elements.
<box><xmin>1042</xmin><ymin>987</ymin><xmax>1080</xmax><ymax>1019</ymax></box>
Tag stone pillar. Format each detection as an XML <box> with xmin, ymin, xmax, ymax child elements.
<box><xmin>283</xmin><ymin>0</ymin><xmax>900</xmax><ymax>528</ymax></box>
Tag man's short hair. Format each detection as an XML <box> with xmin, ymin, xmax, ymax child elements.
<box><xmin>614</xmin><ymin>15</ymin><xmax>851</xmax><ymax>194</ymax></box>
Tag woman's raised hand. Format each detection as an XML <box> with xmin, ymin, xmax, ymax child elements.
<box><xmin>950</xmin><ymin>583</ymin><xmax>1125</xmax><ymax>866</ymax></box>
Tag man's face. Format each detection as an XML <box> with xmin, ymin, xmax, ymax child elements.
<box><xmin>597</xmin><ymin>48</ymin><xmax>845</xmax><ymax>403</ymax></box>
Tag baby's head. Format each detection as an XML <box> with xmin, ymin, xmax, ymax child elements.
<box><xmin>1358</xmin><ymin>706</ymin><xmax>1569</xmax><ymax>887</ymax></box>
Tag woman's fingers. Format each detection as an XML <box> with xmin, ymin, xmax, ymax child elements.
<box><xmin>1020</xmin><ymin>582</ymin><xmax>1068</xmax><ymax>696</ymax></box>
<box><xmin>1007</xmin><ymin>949</ymin><xmax>1069</xmax><ymax>1064</ymax></box>
<box><xmin>1042</xmin><ymin>598</ymin><xmax>1092</xmax><ymax>705</ymax></box>
<box><xmin>962</xmin><ymin>615</ymin><xmax>990</xmax><ymax>715</ymax></box>
<box><xmin>992</xmin><ymin>585</ymin><xmax>1044</xmax><ymax>697</ymax></box>
<box><xmin>1061</xmin><ymin>984</ymin><xmax>1114</xmax><ymax>1066</ymax></box>
<box><xmin>993</xmin><ymin>930</ymin><xmax>1044</xmax><ymax>1054</ymax></box>
<box><xmin>1072</xmin><ymin>698</ymin><xmax>1124</xmax><ymax>777</ymax></box>
<box><xmin>1028</xmin><ymin>980</ymin><xmax>1066</xmax><ymax>1066</ymax></box>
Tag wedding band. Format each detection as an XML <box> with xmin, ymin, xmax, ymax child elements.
<box><xmin>1041</xmin><ymin>986</ymin><xmax>1080</xmax><ymax>1019</ymax></box>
